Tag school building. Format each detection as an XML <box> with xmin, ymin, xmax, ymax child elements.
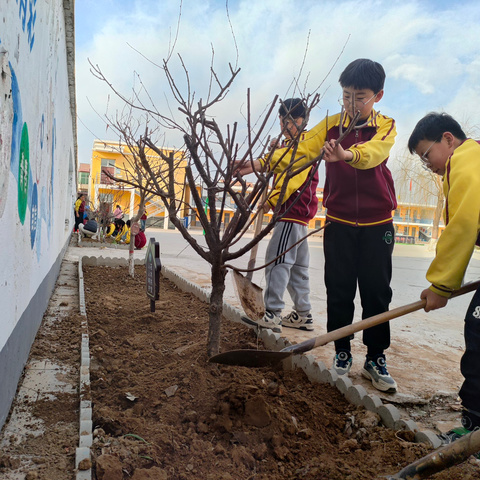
<box><xmin>81</xmin><ymin>157</ymin><xmax>444</xmax><ymax>243</ymax></box>
<box><xmin>86</xmin><ymin>140</ymin><xmax>189</xmax><ymax>228</ymax></box>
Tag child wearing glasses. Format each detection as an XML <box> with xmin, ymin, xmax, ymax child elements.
<box><xmin>267</xmin><ymin>59</ymin><xmax>398</xmax><ymax>392</ymax></box>
<box><xmin>408</xmin><ymin>112</ymin><xmax>480</xmax><ymax>443</ymax></box>
<box><xmin>236</xmin><ymin>98</ymin><xmax>319</xmax><ymax>333</ymax></box>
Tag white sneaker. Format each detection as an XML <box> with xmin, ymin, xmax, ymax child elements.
<box><xmin>282</xmin><ymin>311</ymin><xmax>314</xmax><ymax>331</ymax></box>
<box><xmin>241</xmin><ymin>310</ymin><xmax>282</xmax><ymax>333</ymax></box>
<box><xmin>361</xmin><ymin>355</ymin><xmax>397</xmax><ymax>393</ymax></box>
<box><xmin>332</xmin><ymin>350</ymin><xmax>353</xmax><ymax>375</ymax></box>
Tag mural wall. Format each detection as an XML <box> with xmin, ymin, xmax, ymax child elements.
<box><xmin>0</xmin><ymin>0</ymin><xmax>76</xmax><ymax>428</ymax></box>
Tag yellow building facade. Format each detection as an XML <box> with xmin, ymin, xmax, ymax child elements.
<box><xmin>88</xmin><ymin>140</ymin><xmax>188</xmax><ymax>228</ymax></box>
<box><xmin>87</xmin><ymin>145</ymin><xmax>444</xmax><ymax>243</ymax></box>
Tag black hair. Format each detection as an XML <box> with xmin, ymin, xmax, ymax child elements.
<box><xmin>278</xmin><ymin>98</ymin><xmax>306</xmax><ymax>119</ymax></box>
<box><xmin>126</xmin><ymin>220</ymin><xmax>131</xmax><ymax>227</ymax></box>
<box><xmin>339</xmin><ymin>59</ymin><xmax>386</xmax><ymax>94</ymax></box>
<box><xmin>407</xmin><ymin>112</ymin><xmax>467</xmax><ymax>154</ymax></box>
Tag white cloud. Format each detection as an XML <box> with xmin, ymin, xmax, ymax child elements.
<box><xmin>75</xmin><ymin>0</ymin><xmax>480</xmax><ymax>174</ymax></box>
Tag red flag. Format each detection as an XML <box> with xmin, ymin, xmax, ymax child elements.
<box><xmin>409</xmin><ymin>179</ymin><xmax>412</xmax><ymax>191</ymax></box>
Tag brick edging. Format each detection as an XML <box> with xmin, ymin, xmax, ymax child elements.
<box><xmin>75</xmin><ymin>258</ymin><xmax>93</xmax><ymax>479</ymax></box>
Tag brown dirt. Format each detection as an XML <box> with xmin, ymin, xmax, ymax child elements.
<box><xmin>82</xmin><ymin>265</ymin><xmax>480</xmax><ymax>480</ymax></box>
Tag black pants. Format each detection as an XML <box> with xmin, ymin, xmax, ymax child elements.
<box><xmin>459</xmin><ymin>286</ymin><xmax>480</xmax><ymax>413</ymax></box>
<box><xmin>324</xmin><ymin>221</ymin><xmax>394</xmax><ymax>354</ymax></box>
<box><xmin>74</xmin><ymin>213</ymin><xmax>83</xmax><ymax>232</ymax></box>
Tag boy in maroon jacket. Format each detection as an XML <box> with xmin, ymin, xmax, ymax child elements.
<box><xmin>266</xmin><ymin>59</ymin><xmax>398</xmax><ymax>392</ymax></box>
<box><xmin>321</xmin><ymin>59</ymin><xmax>397</xmax><ymax>392</ymax></box>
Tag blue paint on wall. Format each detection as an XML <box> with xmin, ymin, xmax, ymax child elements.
<box><xmin>40</xmin><ymin>114</ymin><xmax>44</xmax><ymax>150</ymax></box>
<box><xmin>9</xmin><ymin>63</ymin><xmax>22</xmax><ymax>177</ymax></box>
<box><xmin>16</xmin><ymin>0</ymin><xmax>37</xmax><ymax>51</ymax></box>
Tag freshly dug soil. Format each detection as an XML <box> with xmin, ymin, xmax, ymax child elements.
<box><xmin>84</xmin><ymin>265</ymin><xmax>480</xmax><ymax>480</ymax></box>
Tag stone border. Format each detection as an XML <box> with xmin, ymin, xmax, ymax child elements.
<box><xmin>75</xmin><ymin>258</ymin><xmax>93</xmax><ymax>480</ymax></box>
<box><xmin>76</xmin><ymin>233</ymin><xmax>130</xmax><ymax>250</ymax></box>
<box><xmin>75</xmin><ymin>255</ymin><xmax>441</xmax><ymax>478</ymax></box>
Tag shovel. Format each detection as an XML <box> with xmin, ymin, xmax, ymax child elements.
<box><xmin>232</xmin><ymin>193</ymin><xmax>267</xmax><ymax>321</ymax></box>
<box><xmin>386</xmin><ymin>428</ymin><xmax>480</xmax><ymax>479</ymax></box>
<box><xmin>210</xmin><ymin>279</ymin><xmax>480</xmax><ymax>367</ymax></box>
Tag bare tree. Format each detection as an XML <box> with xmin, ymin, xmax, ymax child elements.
<box><xmin>88</xmin><ymin>52</ymin><xmax>358</xmax><ymax>356</ymax></box>
<box><xmin>93</xmin><ymin>117</ymin><xmax>158</xmax><ymax>277</ymax></box>
<box><xmin>91</xmin><ymin>187</ymin><xmax>128</xmax><ymax>241</ymax></box>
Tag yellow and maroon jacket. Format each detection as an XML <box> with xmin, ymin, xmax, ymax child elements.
<box><xmin>260</xmin><ymin>132</ymin><xmax>319</xmax><ymax>226</ymax></box>
<box><xmin>269</xmin><ymin>109</ymin><xmax>397</xmax><ymax>226</ymax></box>
<box><xmin>427</xmin><ymin>139</ymin><xmax>480</xmax><ymax>297</ymax></box>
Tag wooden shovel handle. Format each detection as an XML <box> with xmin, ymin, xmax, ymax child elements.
<box><xmin>246</xmin><ymin>190</ymin><xmax>268</xmax><ymax>281</ymax></box>
<box><xmin>283</xmin><ymin>279</ymin><xmax>480</xmax><ymax>354</ymax></box>
<box><xmin>389</xmin><ymin>428</ymin><xmax>480</xmax><ymax>479</ymax></box>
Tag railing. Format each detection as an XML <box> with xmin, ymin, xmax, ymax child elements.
<box><xmin>392</xmin><ymin>216</ymin><xmax>444</xmax><ymax>226</ymax></box>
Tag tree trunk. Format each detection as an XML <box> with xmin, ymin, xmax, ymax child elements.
<box><xmin>207</xmin><ymin>257</ymin><xmax>226</xmax><ymax>357</ymax></box>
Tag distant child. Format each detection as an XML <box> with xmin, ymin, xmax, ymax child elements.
<box><xmin>264</xmin><ymin>59</ymin><xmax>398</xmax><ymax>392</ymax></box>
<box><xmin>408</xmin><ymin>112</ymin><xmax>480</xmax><ymax>442</ymax></box>
<box><xmin>117</xmin><ymin>220</ymin><xmax>130</xmax><ymax>243</ymax></box>
<box><xmin>105</xmin><ymin>222</ymin><xmax>115</xmax><ymax>238</ymax></box>
<box><xmin>134</xmin><ymin>229</ymin><xmax>147</xmax><ymax>249</ymax></box>
<box><xmin>79</xmin><ymin>217</ymin><xmax>98</xmax><ymax>238</ymax></box>
<box><xmin>140</xmin><ymin>212</ymin><xmax>147</xmax><ymax>232</ymax></box>
<box><xmin>113</xmin><ymin>204</ymin><xmax>123</xmax><ymax>220</ymax></box>
<box><xmin>74</xmin><ymin>194</ymin><xmax>85</xmax><ymax>232</ymax></box>
<box><xmin>113</xmin><ymin>219</ymin><xmax>126</xmax><ymax>240</ymax></box>
<box><xmin>236</xmin><ymin>98</ymin><xmax>318</xmax><ymax>332</ymax></box>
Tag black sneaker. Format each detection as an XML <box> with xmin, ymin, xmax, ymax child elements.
<box><xmin>437</xmin><ymin>426</ymin><xmax>474</xmax><ymax>445</ymax></box>
<box><xmin>462</xmin><ymin>409</ymin><xmax>480</xmax><ymax>431</ymax></box>
<box><xmin>361</xmin><ymin>354</ymin><xmax>397</xmax><ymax>393</ymax></box>
<box><xmin>332</xmin><ymin>350</ymin><xmax>352</xmax><ymax>375</ymax></box>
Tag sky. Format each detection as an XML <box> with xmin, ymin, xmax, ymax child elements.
<box><xmin>74</xmin><ymin>0</ymin><xmax>480</xmax><ymax>193</ymax></box>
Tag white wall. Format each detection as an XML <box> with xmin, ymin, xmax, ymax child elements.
<box><xmin>0</xmin><ymin>0</ymin><xmax>76</xmax><ymax>428</ymax></box>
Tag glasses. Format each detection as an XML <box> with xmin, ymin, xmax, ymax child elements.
<box><xmin>418</xmin><ymin>139</ymin><xmax>438</xmax><ymax>169</ymax></box>
<box><xmin>338</xmin><ymin>92</ymin><xmax>377</xmax><ymax>109</ymax></box>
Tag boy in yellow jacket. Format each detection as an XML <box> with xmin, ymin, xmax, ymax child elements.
<box><xmin>408</xmin><ymin>112</ymin><xmax>480</xmax><ymax>443</ymax></box>
<box><xmin>266</xmin><ymin>59</ymin><xmax>398</xmax><ymax>392</ymax></box>
<box><xmin>236</xmin><ymin>98</ymin><xmax>318</xmax><ymax>333</ymax></box>
<box><xmin>237</xmin><ymin>60</ymin><xmax>398</xmax><ymax>392</ymax></box>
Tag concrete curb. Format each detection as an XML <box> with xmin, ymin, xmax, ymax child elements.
<box><xmin>76</xmin><ymin>254</ymin><xmax>440</xmax><ymax>480</ymax></box>
<box><xmin>76</xmin><ymin>258</ymin><xmax>92</xmax><ymax>480</ymax></box>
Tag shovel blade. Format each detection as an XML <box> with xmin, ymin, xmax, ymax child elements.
<box><xmin>209</xmin><ymin>349</ymin><xmax>293</xmax><ymax>368</ymax></box>
<box><xmin>232</xmin><ymin>270</ymin><xmax>265</xmax><ymax>321</ymax></box>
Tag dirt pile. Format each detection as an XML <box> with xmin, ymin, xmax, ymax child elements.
<box><xmin>84</xmin><ymin>265</ymin><xmax>480</xmax><ymax>479</ymax></box>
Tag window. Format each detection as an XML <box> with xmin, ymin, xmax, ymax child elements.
<box><xmin>100</xmin><ymin>158</ymin><xmax>116</xmax><ymax>184</ymax></box>
<box><xmin>78</xmin><ymin>172</ymin><xmax>89</xmax><ymax>184</ymax></box>
<box><xmin>99</xmin><ymin>193</ymin><xmax>113</xmax><ymax>203</ymax></box>
<box><xmin>101</xmin><ymin>159</ymin><xmax>116</xmax><ymax>168</ymax></box>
